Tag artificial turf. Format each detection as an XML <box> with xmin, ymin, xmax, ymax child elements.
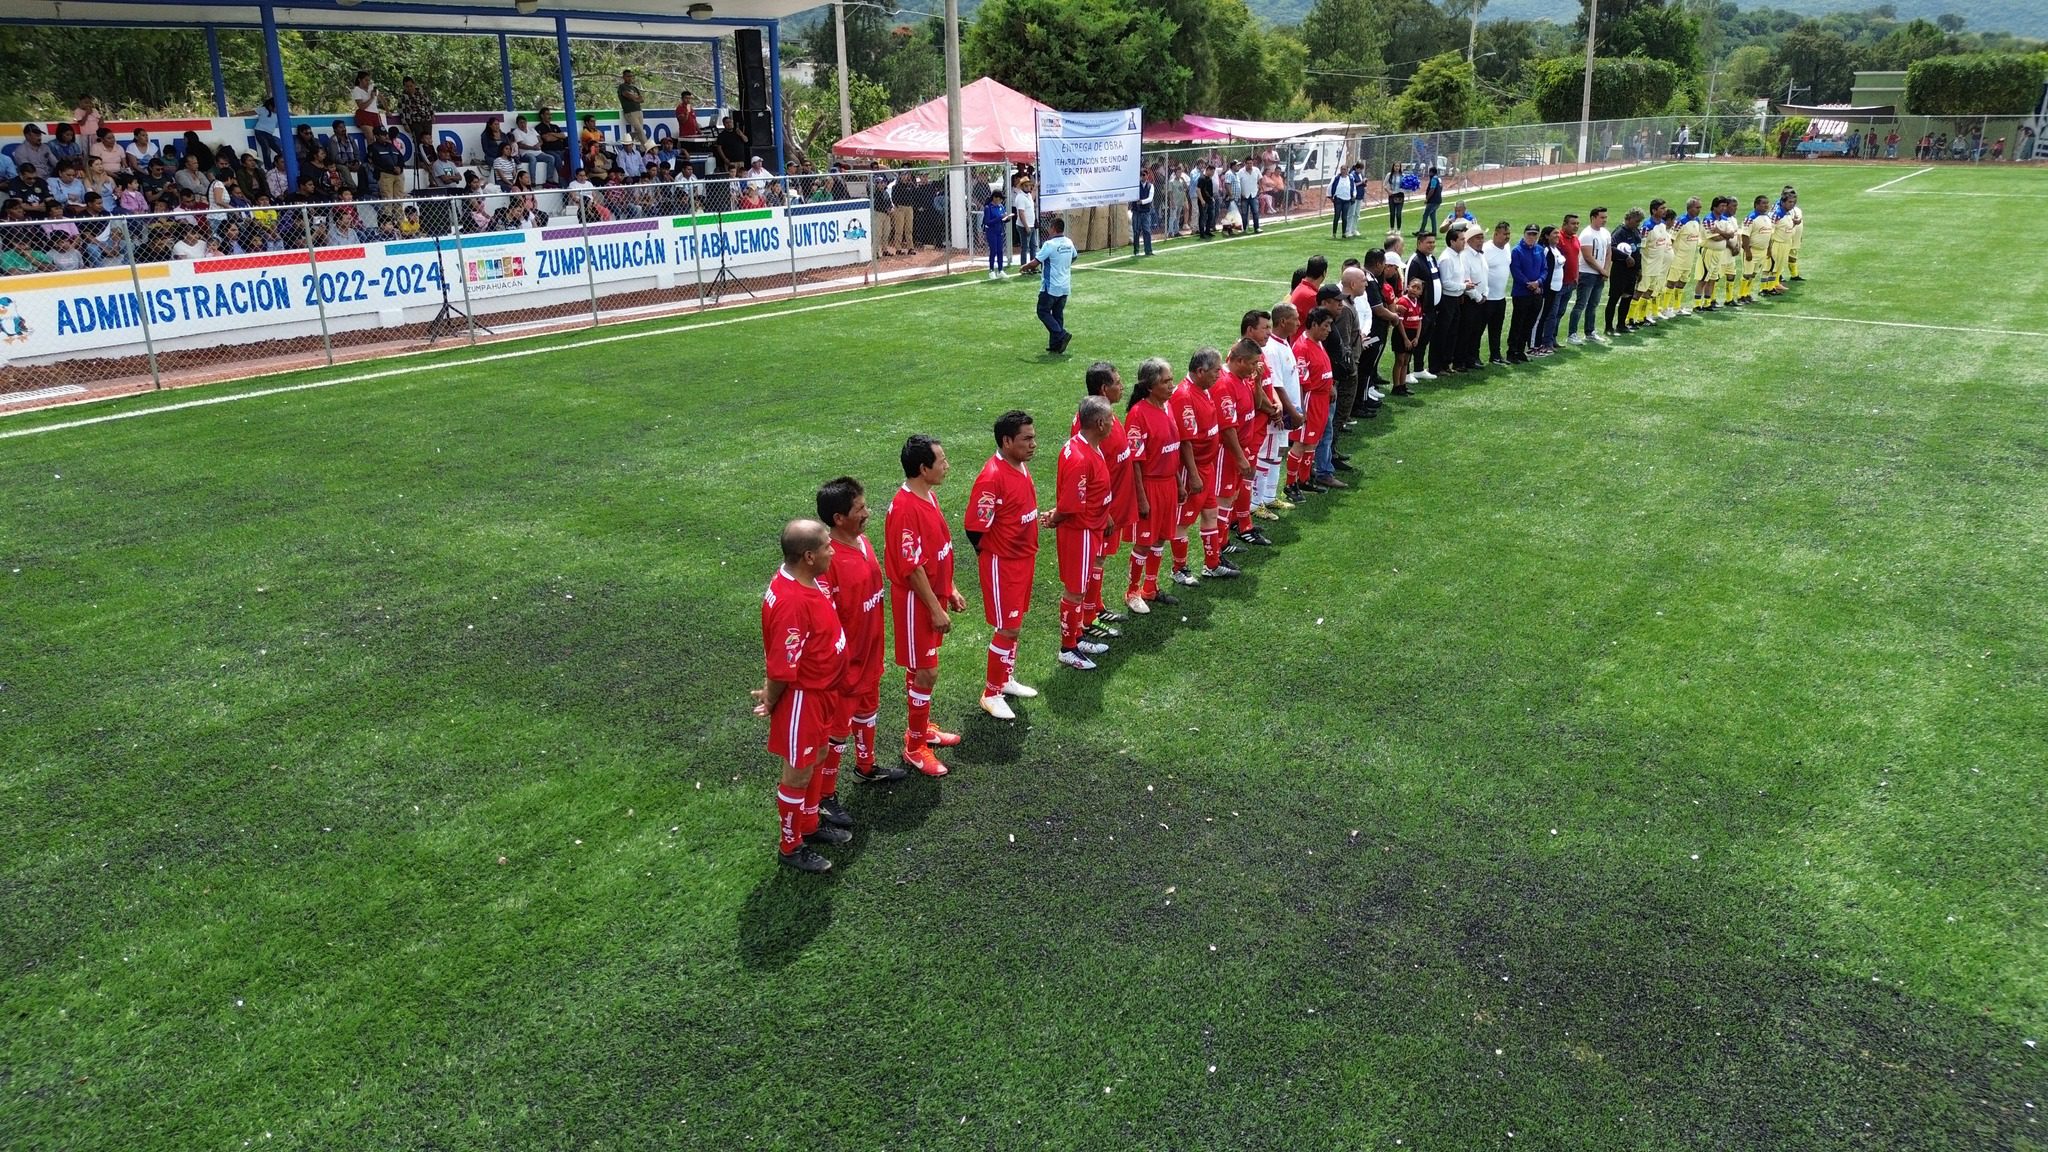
<box><xmin>2</xmin><ymin>160</ymin><xmax>2044</xmax><ymax>1150</ymax></box>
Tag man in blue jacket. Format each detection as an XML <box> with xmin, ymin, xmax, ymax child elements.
<box><xmin>1506</xmin><ymin>223</ymin><xmax>1546</xmax><ymax>363</ymax></box>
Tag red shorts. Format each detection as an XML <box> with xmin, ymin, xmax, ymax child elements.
<box><xmin>767</xmin><ymin>684</ymin><xmax>839</xmax><ymax>768</ymax></box>
<box><xmin>1294</xmin><ymin>393</ymin><xmax>1330</xmax><ymax>444</ymax></box>
<box><xmin>979</xmin><ymin>549</ymin><xmax>1036</xmax><ymax>629</ymax></box>
<box><xmin>1214</xmin><ymin>455</ymin><xmax>1244</xmax><ymax>506</ymax></box>
<box><xmin>1179</xmin><ymin>461</ymin><xmax>1218</xmax><ymax>523</ymax></box>
<box><xmin>1134</xmin><ymin>475</ymin><xmax>1180</xmax><ymax>548</ymax></box>
<box><xmin>1243</xmin><ymin>417</ymin><xmax>1270</xmax><ymax>459</ymax></box>
<box><xmin>1056</xmin><ymin>524</ymin><xmax>1101</xmax><ymax>597</ymax></box>
<box><xmin>837</xmin><ymin>664</ymin><xmax>880</xmax><ymax>722</ymax></box>
<box><xmin>890</xmin><ymin>586</ymin><xmax>945</xmax><ymax>670</ymax></box>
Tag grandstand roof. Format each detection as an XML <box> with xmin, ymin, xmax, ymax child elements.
<box><xmin>0</xmin><ymin>0</ymin><xmax>807</xmax><ymax>36</ymax></box>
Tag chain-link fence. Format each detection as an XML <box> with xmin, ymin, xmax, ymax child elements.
<box><xmin>5</xmin><ymin>110</ymin><xmax>2034</xmax><ymax>404</ymax></box>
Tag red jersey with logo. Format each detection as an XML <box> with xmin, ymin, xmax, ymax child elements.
<box><xmin>815</xmin><ymin>533</ymin><xmax>884</xmax><ymax>696</ymax></box>
<box><xmin>762</xmin><ymin>567</ymin><xmax>846</xmax><ymax>690</ymax></box>
<box><xmin>1075</xmin><ymin>407</ymin><xmax>1135</xmax><ymax>528</ymax></box>
<box><xmin>884</xmin><ymin>484</ymin><xmax>955</xmax><ymax>599</ymax></box>
<box><xmin>1056</xmin><ymin>433</ymin><xmax>1112</xmax><ymax>530</ymax></box>
<box><xmin>1169</xmin><ymin>377</ymin><xmax>1220</xmax><ymax>471</ymax></box>
<box><xmin>1125</xmin><ymin>399</ymin><xmax>1181</xmax><ymax>481</ymax></box>
<box><xmin>1292</xmin><ymin>333</ymin><xmax>1333</xmax><ymax>400</ymax></box>
<box><xmin>1395</xmin><ymin>294</ymin><xmax>1423</xmax><ymax>337</ymax></box>
<box><xmin>1243</xmin><ymin>361</ymin><xmax>1276</xmax><ymax>458</ymax></box>
<box><xmin>963</xmin><ymin>454</ymin><xmax>1040</xmax><ymax>560</ymax></box>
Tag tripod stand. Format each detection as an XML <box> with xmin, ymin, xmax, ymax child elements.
<box><xmin>425</xmin><ymin>231</ymin><xmax>492</xmax><ymax>346</ymax></box>
<box><xmin>704</xmin><ymin>198</ymin><xmax>755</xmax><ymax>305</ymax></box>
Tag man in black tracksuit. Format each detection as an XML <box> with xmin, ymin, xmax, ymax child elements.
<box><xmin>1405</xmin><ymin>231</ymin><xmax>1442</xmax><ymax>383</ymax></box>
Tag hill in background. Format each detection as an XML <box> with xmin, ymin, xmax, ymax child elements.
<box><xmin>1246</xmin><ymin>0</ymin><xmax>2048</xmax><ymax>39</ymax></box>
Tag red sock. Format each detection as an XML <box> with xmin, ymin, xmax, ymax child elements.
<box><xmin>776</xmin><ymin>788</ymin><xmax>804</xmax><ymax>854</ymax></box>
<box><xmin>821</xmin><ymin>739</ymin><xmax>843</xmax><ymax>798</ymax></box>
<box><xmin>906</xmin><ymin>672</ymin><xmax>931</xmax><ymax>753</ymax></box>
<box><xmin>800</xmin><ymin>766</ymin><xmax>825</xmax><ymax>835</ymax></box>
<box><xmin>850</xmin><ymin>711</ymin><xmax>876</xmax><ymax>769</ymax></box>
<box><xmin>1233</xmin><ymin>490</ymin><xmax>1251</xmax><ymax>530</ymax></box>
<box><xmin>1202</xmin><ymin>526</ymin><xmax>1221</xmax><ymax>568</ymax></box>
<box><xmin>1086</xmin><ymin>550</ymin><xmax>1107</xmax><ymax>619</ymax></box>
<box><xmin>1127</xmin><ymin>551</ymin><xmax>1145</xmax><ymax>599</ymax></box>
<box><xmin>1142</xmin><ymin>547</ymin><xmax>1163</xmax><ymax>597</ymax></box>
<box><xmin>984</xmin><ymin>633</ymin><xmax>1015</xmax><ymax>696</ymax></box>
<box><xmin>1170</xmin><ymin>536</ymin><xmax>1189</xmax><ymax>570</ymax></box>
<box><xmin>1060</xmin><ymin>599</ymin><xmax>1083</xmax><ymax>648</ymax></box>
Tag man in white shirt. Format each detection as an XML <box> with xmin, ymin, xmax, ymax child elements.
<box><xmin>1328</xmin><ymin>162</ymin><xmax>1353</xmax><ymax>238</ymax></box>
<box><xmin>1569</xmin><ymin>206</ymin><xmax>1611</xmax><ymax>345</ymax></box>
<box><xmin>1010</xmin><ymin>177</ymin><xmax>1036</xmax><ymax>270</ymax></box>
<box><xmin>1480</xmin><ymin>220</ymin><xmax>1513</xmax><ymax>365</ymax></box>
<box><xmin>744</xmin><ymin>158</ymin><xmax>772</xmax><ymax>195</ymax></box>
<box><xmin>1259</xmin><ymin>303</ymin><xmax>1304</xmax><ymax>512</ymax></box>
<box><xmin>1434</xmin><ymin>226</ymin><xmax>1475</xmax><ymax>374</ymax></box>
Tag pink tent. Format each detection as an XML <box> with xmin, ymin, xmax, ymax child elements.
<box><xmin>1144</xmin><ymin>115</ymin><xmax>1348</xmax><ymax>144</ymax></box>
<box><xmin>832</xmin><ymin>77</ymin><xmax>1049</xmax><ymax>162</ymax></box>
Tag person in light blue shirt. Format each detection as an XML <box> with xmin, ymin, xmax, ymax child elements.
<box><xmin>252</xmin><ymin>99</ymin><xmax>282</xmax><ymax>168</ymax></box>
<box><xmin>1036</xmin><ymin>216</ymin><xmax>1076</xmax><ymax>354</ymax></box>
<box><xmin>0</xmin><ymin>146</ymin><xmax>18</xmax><ymax>185</ymax></box>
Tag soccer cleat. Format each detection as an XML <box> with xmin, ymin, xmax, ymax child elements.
<box><xmin>1202</xmin><ymin>564</ymin><xmax>1241</xmax><ymax>579</ymax></box>
<box><xmin>1149</xmin><ymin>590</ymin><xmax>1181</xmax><ymax>606</ymax></box>
<box><xmin>1172</xmin><ymin>567</ymin><xmax>1200</xmax><ymax>587</ymax></box>
<box><xmin>1126</xmin><ymin>594</ymin><xmax>1151</xmax><ymax>615</ymax></box>
<box><xmin>1084</xmin><ymin>620</ymin><xmax>1121</xmax><ymax>639</ymax></box>
<box><xmin>979</xmin><ymin>693</ymin><xmax>1017</xmax><ymax>721</ymax></box>
<box><xmin>779</xmin><ymin>846</ymin><xmax>833</xmax><ymax>873</ymax></box>
<box><xmin>819</xmin><ymin>795</ymin><xmax>855</xmax><ymax>829</ymax></box>
<box><xmin>1057</xmin><ymin>648</ymin><xmax>1098</xmax><ymax>671</ymax></box>
<box><xmin>853</xmin><ymin>762</ymin><xmax>910</xmax><ymax>784</ymax></box>
<box><xmin>804</xmin><ymin>824</ymin><xmax>853</xmax><ymax>847</ymax></box>
<box><xmin>1244</xmin><ymin>528</ymin><xmax>1275</xmax><ymax>546</ymax></box>
<box><xmin>1251</xmin><ymin>506</ymin><xmax>1280</xmax><ymax>522</ymax></box>
<box><xmin>903</xmin><ymin>745</ymin><xmax>950</xmax><ymax>777</ymax></box>
<box><xmin>924</xmin><ymin>725</ymin><xmax>962</xmax><ymax>748</ymax></box>
<box><xmin>1097</xmin><ymin>609</ymin><xmax>1126</xmax><ymax>624</ymax></box>
<box><xmin>1678</xmin><ymin>307</ymin><xmax>1692</xmax><ymax>316</ymax></box>
<box><xmin>1001</xmin><ymin>678</ymin><xmax>1040</xmax><ymax>699</ymax></box>
<box><xmin>1075</xmin><ymin>638</ymin><xmax>1110</xmax><ymax>655</ymax></box>
<box><xmin>1221</xmin><ymin>542</ymin><xmax>1245</xmax><ymax>556</ymax></box>
<box><xmin>1270</xmin><ymin>496</ymin><xmax>1297</xmax><ymax>511</ymax></box>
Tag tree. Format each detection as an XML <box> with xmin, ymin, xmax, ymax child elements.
<box><xmin>1907</xmin><ymin>52</ymin><xmax>2048</xmax><ymax>114</ymax></box>
<box><xmin>966</xmin><ymin>0</ymin><xmax>1192</xmax><ymax>118</ymax></box>
<box><xmin>1299</xmin><ymin>0</ymin><xmax>1389</xmax><ymax>110</ymax></box>
<box><xmin>878</xmin><ymin>21</ymin><xmax>946</xmax><ymax>111</ymax></box>
<box><xmin>1867</xmin><ymin>19</ymin><xmax>1955</xmax><ymax>70</ymax></box>
<box><xmin>1210</xmin><ymin>7</ymin><xmax>1308</xmax><ymax>119</ymax></box>
<box><xmin>1394</xmin><ymin>52</ymin><xmax>1477</xmax><ymax>131</ymax></box>
<box><xmin>1605</xmin><ymin>3</ymin><xmax>1700</xmax><ymax>68</ymax></box>
<box><xmin>1935</xmin><ymin>14</ymin><xmax>1966</xmax><ymax>34</ymax></box>
<box><xmin>798</xmin><ymin>3</ymin><xmax>895</xmax><ymax>87</ymax></box>
<box><xmin>1531</xmin><ymin>54</ymin><xmax>1682</xmax><ymax>121</ymax></box>
<box><xmin>1771</xmin><ymin>21</ymin><xmax>1856</xmax><ymax>103</ymax></box>
<box><xmin>786</xmin><ymin>73</ymin><xmax>891</xmax><ymax>166</ymax></box>
<box><xmin>1723</xmin><ymin>43</ymin><xmax>1780</xmax><ymax>100</ymax></box>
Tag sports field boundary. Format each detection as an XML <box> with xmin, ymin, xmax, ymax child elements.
<box><xmin>0</xmin><ymin>162</ymin><xmax>1692</xmax><ymax>441</ymax></box>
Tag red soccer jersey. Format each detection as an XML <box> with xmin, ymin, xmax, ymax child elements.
<box><xmin>815</xmin><ymin>533</ymin><xmax>883</xmax><ymax>692</ymax></box>
<box><xmin>1125</xmin><ymin>398</ymin><xmax>1181</xmax><ymax>480</ymax></box>
<box><xmin>762</xmin><ymin>567</ymin><xmax>846</xmax><ymax>690</ymax></box>
<box><xmin>1170</xmin><ymin>377</ymin><xmax>1220</xmax><ymax>470</ymax></box>
<box><xmin>1289</xmin><ymin>279</ymin><xmax>1320</xmax><ymax>322</ymax></box>
<box><xmin>1077</xmin><ymin>407</ymin><xmax>1136</xmax><ymax>520</ymax></box>
<box><xmin>1212</xmin><ymin>370</ymin><xmax>1252</xmax><ymax>459</ymax></box>
<box><xmin>884</xmin><ymin>484</ymin><xmax>956</xmax><ymax>600</ymax></box>
<box><xmin>1292</xmin><ymin>333</ymin><xmax>1333</xmax><ymax>398</ymax></box>
<box><xmin>1055</xmin><ymin>433</ymin><xmax>1112</xmax><ymax>530</ymax></box>
<box><xmin>1395</xmin><ymin>294</ymin><xmax>1423</xmax><ymax>335</ymax></box>
<box><xmin>963</xmin><ymin>453</ymin><xmax>1040</xmax><ymax>560</ymax></box>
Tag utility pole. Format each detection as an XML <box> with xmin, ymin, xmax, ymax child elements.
<box><xmin>834</xmin><ymin>0</ymin><xmax>852</xmax><ymax>139</ymax></box>
<box><xmin>943</xmin><ymin>0</ymin><xmax>965</xmax><ymax>250</ymax></box>
<box><xmin>1576</xmin><ymin>0</ymin><xmax>1599</xmax><ymax>164</ymax></box>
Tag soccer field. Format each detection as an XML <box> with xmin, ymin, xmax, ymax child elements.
<box><xmin>4</xmin><ymin>160</ymin><xmax>2045</xmax><ymax>1149</ymax></box>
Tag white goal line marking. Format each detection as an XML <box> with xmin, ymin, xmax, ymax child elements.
<box><xmin>1863</xmin><ymin>166</ymin><xmax>1935</xmax><ymax>192</ymax></box>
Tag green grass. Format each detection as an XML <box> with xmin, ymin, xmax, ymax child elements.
<box><xmin>4</xmin><ymin>161</ymin><xmax>2045</xmax><ymax>1150</ymax></box>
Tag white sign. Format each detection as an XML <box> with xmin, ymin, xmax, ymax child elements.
<box><xmin>1034</xmin><ymin>108</ymin><xmax>1143</xmax><ymax>213</ymax></box>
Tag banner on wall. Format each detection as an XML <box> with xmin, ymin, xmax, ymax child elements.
<box><xmin>0</xmin><ymin>199</ymin><xmax>873</xmax><ymax>364</ymax></box>
<box><xmin>1033</xmin><ymin>108</ymin><xmax>1143</xmax><ymax>212</ymax></box>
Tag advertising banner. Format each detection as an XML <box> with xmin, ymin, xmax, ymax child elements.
<box><xmin>0</xmin><ymin>199</ymin><xmax>872</xmax><ymax>365</ymax></box>
<box><xmin>1034</xmin><ymin>108</ymin><xmax>1143</xmax><ymax>212</ymax></box>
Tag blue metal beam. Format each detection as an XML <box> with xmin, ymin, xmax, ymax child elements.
<box><xmin>498</xmin><ymin>33</ymin><xmax>515</xmax><ymax>112</ymax></box>
<box><xmin>767</xmin><ymin>21</ymin><xmax>784</xmax><ymax>173</ymax></box>
<box><xmin>35</xmin><ymin>0</ymin><xmax>785</xmax><ymax>31</ymax></box>
<box><xmin>260</xmin><ymin>5</ymin><xmax>296</xmax><ymax>187</ymax></box>
<box><xmin>206</xmin><ymin>27</ymin><xmax>228</xmax><ymax>116</ymax></box>
<box><xmin>0</xmin><ymin>15</ymin><xmax>748</xmax><ymax>44</ymax></box>
<box><xmin>556</xmin><ymin>15</ymin><xmax>580</xmax><ymax>177</ymax></box>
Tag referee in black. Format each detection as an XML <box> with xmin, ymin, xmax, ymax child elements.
<box><xmin>1605</xmin><ymin>208</ymin><xmax>1643</xmax><ymax>337</ymax></box>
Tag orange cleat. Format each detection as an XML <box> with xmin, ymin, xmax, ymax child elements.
<box><xmin>923</xmin><ymin>725</ymin><xmax>962</xmax><ymax>748</ymax></box>
<box><xmin>903</xmin><ymin>744</ymin><xmax>950</xmax><ymax>777</ymax></box>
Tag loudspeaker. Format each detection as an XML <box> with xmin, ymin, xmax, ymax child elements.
<box><xmin>744</xmin><ymin>109</ymin><xmax>777</xmax><ymax>171</ymax></box>
<box><xmin>735</xmin><ymin>28</ymin><xmax>769</xmax><ymax>110</ymax></box>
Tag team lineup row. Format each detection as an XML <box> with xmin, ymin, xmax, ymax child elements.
<box><xmin>752</xmin><ymin>184</ymin><xmax>1813</xmax><ymax>874</ymax></box>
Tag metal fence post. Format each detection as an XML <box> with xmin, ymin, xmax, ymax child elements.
<box><xmin>125</xmin><ymin>225</ymin><xmax>162</xmax><ymax>391</ymax></box>
<box><xmin>302</xmin><ymin>209</ymin><xmax>335</xmax><ymax>367</ymax></box>
<box><xmin>786</xmin><ymin>182</ymin><xmax>801</xmax><ymax>301</ymax></box>
<box><xmin>452</xmin><ymin>196</ymin><xmax>479</xmax><ymax>346</ymax></box>
<box><xmin>577</xmin><ymin>198</ymin><xmax>601</xmax><ymax>328</ymax></box>
<box><xmin>690</xmin><ymin>190</ymin><xmax>708</xmax><ymax>311</ymax></box>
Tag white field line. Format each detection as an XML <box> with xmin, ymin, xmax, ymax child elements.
<box><xmin>3</xmin><ymin>161</ymin><xmax>1692</xmax><ymax>440</ymax></box>
<box><xmin>1741</xmin><ymin>311</ymin><xmax>2048</xmax><ymax>339</ymax></box>
<box><xmin>1860</xmin><ymin>189</ymin><xmax>2044</xmax><ymax>197</ymax></box>
<box><xmin>1089</xmin><ymin>266</ymin><xmax>1270</xmax><ymax>285</ymax></box>
<box><xmin>1863</xmin><ymin>166</ymin><xmax>1935</xmax><ymax>192</ymax></box>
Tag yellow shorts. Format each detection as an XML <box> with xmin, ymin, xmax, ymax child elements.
<box><xmin>1717</xmin><ymin>250</ymin><xmax>1738</xmax><ymax>278</ymax></box>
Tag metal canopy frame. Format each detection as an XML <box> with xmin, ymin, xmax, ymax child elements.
<box><xmin>0</xmin><ymin>0</ymin><xmax>791</xmax><ymax>182</ymax></box>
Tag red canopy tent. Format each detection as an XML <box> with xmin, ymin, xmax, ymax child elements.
<box><xmin>832</xmin><ymin>77</ymin><xmax>1049</xmax><ymax>162</ymax></box>
<box><xmin>1144</xmin><ymin>115</ymin><xmax>1349</xmax><ymax>144</ymax></box>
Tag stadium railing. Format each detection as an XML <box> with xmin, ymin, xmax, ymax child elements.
<box><xmin>1</xmin><ymin>112</ymin><xmax>2031</xmax><ymax>403</ymax></box>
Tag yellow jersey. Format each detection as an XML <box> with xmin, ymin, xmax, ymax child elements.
<box><xmin>1744</xmin><ymin>211</ymin><xmax>1775</xmax><ymax>255</ymax></box>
